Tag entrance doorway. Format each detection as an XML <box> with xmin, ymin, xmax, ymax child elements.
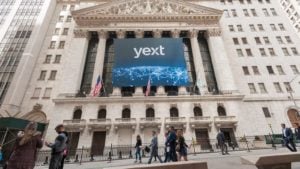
<box><xmin>287</xmin><ymin>109</ymin><xmax>300</xmax><ymax>127</ymax></box>
<box><xmin>195</xmin><ymin>129</ymin><xmax>211</xmax><ymax>150</ymax></box>
<box><xmin>91</xmin><ymin>131</ymin><xmax>106</xmax><ymax>156</ymax></box>
<box><xmin>220</xmin><ymin>128</ymin><xmax>237</xmax><ymax>148</ymax></box>
<box><xmin>68</xmin><ymin>132</ymin><xmax>80</xmax><ymax>156</ymax></box>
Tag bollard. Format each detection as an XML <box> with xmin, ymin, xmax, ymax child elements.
<box><xmin>43</xmin><ymin>156</ymin><xmax>49</xmax><ymax>165</ymax></box>
<box><xmin>118</xmin><ymin>151</ymin><xmax>122</xmax><ymax>159</ymax></box>
<box><xmin>129</xmin><ymin>150</ymin><xmax>133</xmax><ymax>158</ymax></box>
<box><xmin>74</xmin><ymin>154</ymin><xmax>79</xmax><ymax>162</ymax></box>
<box><xmin>142</xmin><ymin>149</ymin><xmax>145</xmax><ymax>157</ymax></box>
<box><xmin>90</xmin><ymin>153</ymin><xmax>94</xmax><ymax>161</ymax></box>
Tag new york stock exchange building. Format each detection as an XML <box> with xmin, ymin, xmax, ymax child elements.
<box><xmin>1</xmin><ymin>0</ymin><xmax>300</xmax><ymax>156</ymax></box>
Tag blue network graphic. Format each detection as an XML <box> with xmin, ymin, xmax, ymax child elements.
<box><xmin>112</xmin><ymin>66</ymin><xmax>189</xmax><ymax>87</ymax></box>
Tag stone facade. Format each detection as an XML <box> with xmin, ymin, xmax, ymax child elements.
<box><xmin>1</xmin><ymin>0</ymin><xmax>300</xmax><ymax>151</ymax></box>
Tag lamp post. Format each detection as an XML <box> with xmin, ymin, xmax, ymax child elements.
<box><xmin>268</xmin><ymin>124</ymin><xmax>276</xmax><ymax>149</ymax></box>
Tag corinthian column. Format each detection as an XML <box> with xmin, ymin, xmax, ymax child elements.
<box><xmin>110</xmin><ymin>30</ymin><xmax>125</xmax><ymax>97</ymax></box>
<box><xmin>134</xmin><ymin>30</ymin><xmax>145</xmax><ymax>96</ymax></box>
<box><xmin>189</xmin><ymin>29</ymin><xmax>208</xmax><ymax>95</ymax></box>
<box><xmin>91</xmin><ymin>30</ymin><xmax>108</xmax><ymax>91</ymax></box>
<box><xmin>152</xmin><ymin>29</ymin><xmax>166</xmax><ymax>96</ymax></box>
<box><xmin>171</xmin><ymin>29</ymin><xmax>188</xmax><ymax>95</ymax></box>
<box><xmin>205</xmin><ymin>28</ymin><xmax>238</xmax><ymax>93</ymax></box>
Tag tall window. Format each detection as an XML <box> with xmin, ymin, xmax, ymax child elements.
<box><xmin>170</xmin><ymin>107</ymin><xmax>179</xmax><ymax>117</ymax></box>
<box><xmin>146</xmin><ymin>108</ymin><xmax>155</xmax><ymax>118</ymax></box>
<box><xmin>73</xmin><ymin>109</ymin><xmax>82</xmax><ymax>119</ymax></box>
<box><xmin>80</xmin><ymin>33</ymin><xmax>98</xmax><ymax>94</ymax></box>
<box><xmin>273</xmin><ymin>82</ymin><xmax>283</xmax><ymax>93</ymax></box>
<box><xmin>98</xmin><ymin>109</ymin><xmax>106</xmax><ymax>119</ymax></box>
<box><xmin>248</xmin><ymin>83</ymin><xmax>257</xmax><ymax>93</ymax></box>
<box><xmin>217</xmin><ymin>106</ymin><xmax>226</xmax><ymax>116</ymax></box>
<box><xmin>198</xmin><ymin>34</ymin><xmax>219</xmax><ymax>93</ymax></box>
<box><xmin>262</xmin><ymin>107</ymin><xmax>271</xmax><ymax>118</ymax></box>
<box><xmin>194</xmin><ymin>106</ymin><xmax>203</xmax><ymax>117</ymax></box>
<box><xmin>39</xmin><ymin>70</ymin><xmax>47</xmax><ymax>80</ymax></box>
<box><xmin>122</xmin><ymin>108</ymin><xmax>131</xmax><ymax>118</ymax></box>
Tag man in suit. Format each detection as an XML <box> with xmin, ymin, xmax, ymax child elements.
<box><xmin>281</xmin><ymin>123</ymin><xmax>297</xmax><ymax>152</ymax></box>
<box><xmin>148</xmin><ymin>131</ymin><xmax>163</xmax><ymax>164</ymax></box>
<box><xmin>216</xmin><ymin>130</ymin><xmax>229</xmax><ymax>155</ymax></box>
<box><xmin>166</xmin><ymin>126</ymin><xmax>177</xmax><ymax>162</ymax></box>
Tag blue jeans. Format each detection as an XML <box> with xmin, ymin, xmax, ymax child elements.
<box><xmin>135</xmin><ymin>147</ymin><xmax>141</xmax><ymax>161</ymax></box>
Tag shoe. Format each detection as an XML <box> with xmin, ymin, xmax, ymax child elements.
<box><xmin>134</xmin><ymin>160</ymin><xmax>137</xmax><ymax>163</ymax></box>
<box><xmin>139</xmin><ymin>161</ymin><xmax>142</xmax><ymax>163</ymax></box>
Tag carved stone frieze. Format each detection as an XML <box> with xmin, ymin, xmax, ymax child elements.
<box><xmin>205</xmin><ymin>28</ymin><xmax>222</xmax><ymax>38</ymax></box>
<box><xmin>71</xmin><ymin>0</ymin><xmax>223</xmax><ymax>27</ymax></box>
<box><xmin>73</xmin><ymin>29</ymin><xmax>90</xmax><ymax>38</ymax></box>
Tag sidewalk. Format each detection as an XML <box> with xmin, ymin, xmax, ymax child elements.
<box><xmin>34</xmin><ymin>148</ymin><xmax>300</xmax><ymax>169</ymax></box>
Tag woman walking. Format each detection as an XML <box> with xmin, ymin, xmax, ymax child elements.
<box><xmin>176</xmin><ymin>130</ymin><xmax>188</xmax><ymax>161</ymax></box>
<box><xmin>6</xmin><ymin>121</ymin><xmax>43</xmax><ymax>169</ymax></box>
<box><xmin>135</xmin><ymin>135</ymin><xmax>142</xmax><ymax>163</ymax></box>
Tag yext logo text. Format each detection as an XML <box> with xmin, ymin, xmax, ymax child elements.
<box><xmin>133</xmin><ymin>45</ymin><xmax>165</xmax><ymax>59</ymax></box>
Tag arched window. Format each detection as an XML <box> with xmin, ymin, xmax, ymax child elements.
<box><xmin>146</xmin><ymin>108</ymin><xmax>155</xmax><ymax>118</ymax></box>
<box><xmin>170</xmin><ymin>107</ymin><xmax>179</xmax><ymax>117</ymax></box>
<box><xmin>194</xmin><ymin>107</ymin><xmax>203</xmax><ymax>117</ymax></box>
<box><xmin>98</xmin><ymin>109</ymin><xmax>107</xmax><ymax>119</ymax></box>
<box><xmin>122</xmin><ymin>108</ymin><xmax>131</xmax><ymax>118</ymax></box>
<box><xmin>217</xmin><ymin>106</ymin><xmax>226</xmax><ymax>116</ymax></box>
<box><xmin>73</xmin><ymin>109</ymin><xmax>82</xmax><ymax>119</ymax></box>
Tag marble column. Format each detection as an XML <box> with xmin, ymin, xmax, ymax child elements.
<box><xmin>110</xmin><ymin>30</ymin><xmax>125</xmax><ymax>97</ymax></box>
<box><xmin>153</xmin><ymin>29</ymin><xmax>166</xmax><ymax>96</ymax></box>
<box><xmin>171</xmin><ymin>29</ymin><xmax>188</xmax><ymax>95</ymax></box>
<box><xmin>133</xmin><ymin>30</ymin><xmax>145</xmax><ymax>97</ymax></box>
<box><xmin>63</xmin><ymin>30</ymin><xmax>91</xmax><ymax>95</ymax></box>
<box><xmin>205</xmin><ymin>28</ymin><xmax>238</xmax><ymax>93</ymax></box>
<box><xmin>91</xmin><ymin>30</ymin><xmax>108</xmax><ymax>90</ymax></box>
<box><xmin>189</xmin><ymin>29</ymin><xmax>208</xmax><ymax>95</ymax></box>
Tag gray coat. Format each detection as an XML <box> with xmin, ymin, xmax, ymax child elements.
<box><xmin>48</xmin><ymin>132</ymin><xmax>67</xmax><ymax>155</ymax></box>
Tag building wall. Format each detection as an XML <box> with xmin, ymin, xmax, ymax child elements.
<box><xmin>1</xmin><ymin>0</ymin><xmax>300</xmax><ymax>149</ymax></box>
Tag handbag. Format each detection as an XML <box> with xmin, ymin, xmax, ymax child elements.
<box><xmin>144</xmin><ymin>146</ymin><xmax>150</xmax><ymax>153</ymax></box>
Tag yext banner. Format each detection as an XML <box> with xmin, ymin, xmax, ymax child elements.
<box><xmin>112</xmin><ymin>38</ymin><xmax>189</xmax><ymax>87</ymax></box>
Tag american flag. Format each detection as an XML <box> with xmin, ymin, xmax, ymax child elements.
<box><xmin>145</xmin><ymin>77</ymin><xmax>151</xmax><ymax>96</ymax></box>
<box><xmin>92</xmin><ymin>75</ymin><xmax>102</xmax><ymax>97</ymax></box>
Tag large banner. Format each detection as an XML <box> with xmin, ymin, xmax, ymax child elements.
<box><xmin>112</xmin><ymin>38</ymin><xmax>189</xmax><ymax>87</ymax></box>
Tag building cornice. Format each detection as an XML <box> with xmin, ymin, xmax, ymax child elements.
<box><xmin>53</xmin><ymin>94</ymin><xmax>245</xmax><ymax>104</ymax></box>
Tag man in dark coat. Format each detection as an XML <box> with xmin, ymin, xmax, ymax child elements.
<box><xmin>59</xmin><ymin>130</ymin><xmax>68</xmax><ymax>169</ymax></box>
<box><xmin>281</xmin><ymin>123</ymin><xmax>297</xmax><ymax>152</ymax></box>
<box><xmin>166</xmin><ymin>126</ymin><xmax>177</xmax><ymax>162</ymax></box>
<box><xmin>294</xmin><ymin>123</ymin><xmax>300</xmax><ymax>141</ymax></box>
<box><xmin>216</xmin><ymin>130</ymin><xmax>228</xmax><ymax>155</ymax></box>
<box><xmin>46</xmin><ymin>124</ymin><xmax>68</xmax><ymax>169</ymax></box>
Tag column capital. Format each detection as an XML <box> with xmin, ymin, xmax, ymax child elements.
<box><xmin>98</xmin><ymin>30</ymin><xmax>108</xmax><ymax>39</ymax></box>
<box><xmin>188</xmin><ymin>29</ymin><xmax>199</xmax><ymax>38</ymax></box>
<box><xmin>153</xmin><ymin>29</ymin><xmax>162</xmax><ymax>38</ymax></box>
<box><xmin>74</xmin><ymin>29</ymin><xmax>90</xmax><ymax>39</ymax></box>
<box><xmin>135</xmin><ymin>29</ymin><xmax>144</xmax><ymax>38</ymax></box>
<box><xmin>171</xmin><ymin>29</ymin><xmax>180</xmax><ymax>38</ymax></box>
<box><xmin>205</xmin><ymin>28</ymin><xmax>222</xmax><ymax>38</ymax></box>
<box><xmin>116</xmin><ymin>30</ymin><xmax>125</xmax><ymax>39</ymax></box>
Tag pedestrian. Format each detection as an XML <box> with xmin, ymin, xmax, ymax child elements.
<box><xmin>216</xmin><ymin>130</ymin><xmax>229</xmax><ymax>155</ymax></box>
<box><xmin>148</xmin><ymin>131</ymin><xmax>163</xmax><ymax>164</ymax></box>
<box><xmin>164</xmin><ymin>131</ymin><xmax>171</xmax><ymax>163</ymax></box>
<box><xmin>134</xmin><ymin>135</ymin><xmax>142</xmax><ymax>163</ymax></box>
<box><xmin>0</xmin><ymin>144</ymin><xmax>3</xmax><ymax>167</ymax></box>
<box><xmin>59</xmin><ymin>129</ymin><xmax>69</xmax><ymax>169</ymax></box>
<box><xmin>6</xmin><ymin>122</ymin><xmax>43</xmax><ymax>169</ymax></box>
<box><xmin>176</xmin><ymin>130</ymin><xmax>188</xmax><ymax>161</ymax></box>
<box><xmin>294</xmin><ymin>123</ymin><xmax>300</xmax><ymax>141</ymax></box>
<box><xmin>281</xmin><ymin>123</ymin><xmax>297</xmax><ymax>152</ymax></box>
<box><xmin>45</xmin><ymin>124</ymin><xmax>68</xmax><ymax>169</ymax></box>
<box><xmin>166</xmin><ymin>126</ymin><xmax>177</xmax><ymax>162</ymax></box>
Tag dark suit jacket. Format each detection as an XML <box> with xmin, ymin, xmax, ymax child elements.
<box><xmin>283</xmin><ymin>128</ymin><xmax>294</xmax><ymax>140</ymax></box>
<box><xmin>216</xmin><ymin>132</ymin><xmax>226</xmax><ymax>144</ymax></box>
